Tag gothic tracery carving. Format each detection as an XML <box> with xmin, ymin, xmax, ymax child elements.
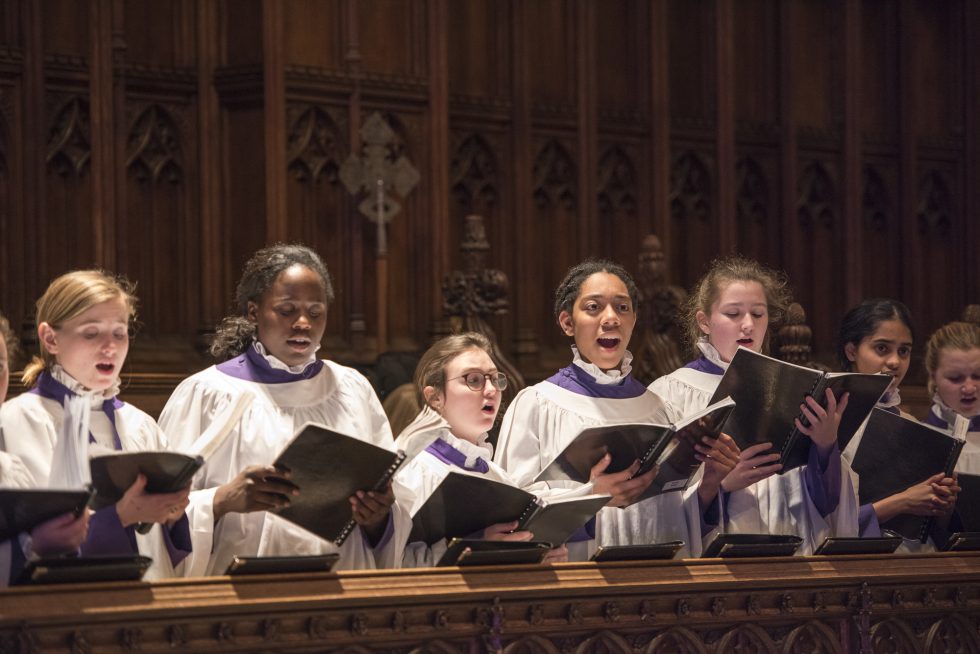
<box><xmin>862</xmin><ymin>166</ymin><xmax>889</xmax><ymax>233</ymax></box>
<box><xmin>736</xmin><ymin>156</ymin><xmax>768</xmax><ymax>226</ymax></box>
<box><xmin>46</xmin><ymin>96</ymin><xmax>91</xmax><ymax>177</ymax></box>
<box><xmin>670</xmin><ymin>151</ymin><xmax>710</xmax><ymax>223</ymax></box>
<box><xmin>288</xmin><ymin>105</ymin><xmax>343</xmax><ymax>184</ymax></box>
<box><xmin>126</xmin><ymin>104</ymin><xmax>182</xmax><ymax>184</ymax></box>
<box><xmin>597</xmin><ymin>146</ymin><xmax>636</xmax><ymax>216</ymax></box>
<box><xmin>916</xmin><ymin>170</ymin><xmax>952</xmax><ymax>236</ymax></box>
<box><xmin>451</xmin><ymin>133</ymin><xmax>498</xmax><ymax>211</ymax></box>
<box><xmin>532</xmin><ymin>140</ymin><xmax>576</xmax><ymax>210</ymax></box>
<box><xmin>797</xmin><ymin>161</ymin><xmax>835</xmax><ymax>229</ymax></box>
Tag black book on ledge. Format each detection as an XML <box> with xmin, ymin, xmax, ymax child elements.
<box><xmin>533</xmin><ymin>397</ymin><xmax>735</xmax><ymax>501</ymax></box>
<box><xmin>850</xmin><ymin>408</ymin><xmax>964</xmax><ymax>543</ymax></box>
<box><xmin>707</xmin><ymin>347</ymin><xmax>892</xmax><ymax>472</ymax></box>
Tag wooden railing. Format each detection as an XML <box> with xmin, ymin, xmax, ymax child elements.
<box><xmin>2</xmin><ymin>553</ymin><xmax>980</xmax><ymax>653</ymax></box>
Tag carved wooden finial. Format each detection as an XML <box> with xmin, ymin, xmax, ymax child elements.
<box><xmin>442</xmin><ymin>215</ymin><xmax>525</xmax><ymax>400</ymax></box>
<box><xmin>631</xmin><ymin>234</ymin><xmax>687</xmax><ymax>384</ymax></box>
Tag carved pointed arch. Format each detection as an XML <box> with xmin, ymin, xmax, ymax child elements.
<box><xmin>862</xmin><ymin>165</ymin><xmax>889</xmax><ymax>233</ymax></box>
<box><xmin>597</xmin><ymin>145</ymin><xmax>637</xmax><ymax>216</ymax></box>
<box><xmin>714</xmin><ymin>623</ymin><xmax>778</xmax><ymax>654</ymax></box>
<box><xmin>451</xmin><ymin>133</ymin><xmax>498</xmax><ymax>211</ymax></box>
<box><xmin>916</xmin><ymin>170</ymin><xmax>952</xmax><ymax>235</ymax></box>
<box><xmin>503</xmin><ymin>635</ymin><xmax>560</xmax><ymax>654</ymax></box>
<box><xmin>797</xmin><ymin>161</ymin><xmax>835</xmax><ymax>229</ymax></box>
<box><xmin>407</xmin><ymin>639</ymin><xmax>464</xmax><ymax>654</ymax></box>
<box><xmin>574</xmin><ymin>630</ymin><xmax>632</xmax><ymax>654</ymax></box>
<box><xmin>783</xmin><ymin>620</ymin><xmax>842</xmax><ymax>654</ymax></box>
<box><xmin>670</xmin><ymin>151</ymin><xmax>711</xmax><ymax>223</ymax></box>
<box><xmin>287</xmin><ymin>105</ymin><xmax>343</xmax><ymax>184</ymax></box>
<box><xmin>46</xmin><ymin>96</ymin><xmax>91</xmax><ymax>177</ymax></box>
<box><xmin>869</xmin><ymin>618</ymin><xmax>920</xmax><ymax>654</ymax></box>
<box><xmin>532</xmin><ymin>140</ymin><xmax>576</xmax><ymax>210</ymax></box>
<box><xmin>736</xmin><ymin>156</ymin><xmax>768</xmax><ymax>225</ymax></box>
<box><xmin>642</xmin><ymin>626</ymin><xmax>708</xmax><ymax>654</ymax></box>
<box><xmin>924</xmin><ymin>613</ymin><xmax>980</xmax><ymax>653</ymax></box>
<box><xmin>126</xmin><ymin>104</ymin><xmax>182</xmax><ymax>184</ymax></box>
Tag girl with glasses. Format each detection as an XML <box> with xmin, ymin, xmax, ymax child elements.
<box><xmin>386</xmin><ymin>332</ymin><xmax>571</xmax><ymax>566</ymax></box>
<box><xmin>494</xmin><ymin>259</ymin><xmax>740</xmax><ymax>560</ymax></box>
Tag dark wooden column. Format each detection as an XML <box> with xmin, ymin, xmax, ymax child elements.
<box><xmin>648</xmin><ymin>0</ymin><xmax>671</xmax><ymax>245</ymax></box>
<box><xmin>575</xmin><ymin>0</ymin><xmax>597</xmax><ymax>257</ymax></box>
<box><xmin>342</xmin><ymin>0</ymin><xmax>367</xmax><ymax>351</ymax></box>
<box><xmin>898</xmin><ymin>0</ymin><xmax>917</xmax><ymax>304</ymax></box>
<box><xmin>778</xmin><ymin>0</ymin><xmax>798</xmax><ymax>275</ymax></box>
<box><xmin>262</xmin><ymin>0</ymin><xmax>287</xmax><ymax>244</ymax></box>
<box><xmin>427</xmin><ymin>0</ymin><xmax>451</xmax><ymax>336</ymax></box>
<box><xmin>89</xmin><ymin>0</ymin><xmax>122</xmax><ymax>268</ymax></box>
<box><xmin>842</xmin><ymin>0</ymin><xmax>863</xmax><ymax>307</ymax></box>
<box><xmin>715</xmin><ymin>0</ymin><xmax>736</xmax><ymax>253</ymax></box>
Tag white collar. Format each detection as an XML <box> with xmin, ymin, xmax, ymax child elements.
<box><xmin>51</xmin><ymin>365</ymin><xmax>120</xmax><ymax>406</ymax></box>
<box><xmin>570</xmin><ymin>346</ymin><xmax>633</xmax><ymax>385</ymax></box>
<box><xmin>697</xmin><ymin>339</ymin><xmax>731</xmax><ymax>371</ymax></box>
<box><xmin>442</xmin><ymin>430</ymin><xmax>495</xmax><ymax>465</ymax></box>
<box><xmin>877</xmin><ymin>386</ymin><xmax>903</xmax><ymax>410</ymax></box>
<box><xmin>253</xmin><ymin>340</ymin><xmax>321</xmax><ymax>374</ymax></box>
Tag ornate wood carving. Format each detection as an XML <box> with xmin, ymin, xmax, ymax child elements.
<box><xmin>735</xmin><ymin>156</ymin><xmax>768</xmax><ymax>225</ymax></box>
<box><xmin>775</xmin><ymin>302</ymin><xmax>816</xmax><ymax>368</ymax></box>
<box><xmin>669</xmin><ymin>151</ymin><xmax>710</xmax><ymax>223</ymax></box>
<box><xmin>597</xmin><ymin>145</ymin><xmax>636</xmax><ymax>216</ymax></box>
<box><xmin>532</xmin><ymin>140</ymin><xmax>576</xmax><ymax>210</ymax></box>
<box><xmin>287</xmin><ymin>104</ymin><xmax>344</xmax><ymax>184</ymax></box>
<box><xmin>451</xmin><ymin>133</ymin><xmax>498</xmax><ymax>211</ymax></box>
<box><xmin>797</xmin><ymin>161</ymin><xmax>835</xmax><ymax>229</ymax></box>
<box><xmin>46</xmin><ymin>96</ymin><xmax>90</xmax><ymax>177</ymax></box>
<box><xmin>442</xmin><ymin>214</ymin><xmax>526</xmax><ymax>402</ymax></box>
<box><xmin>126</xmin><ymin>104</ymin><xmax>182</xmax><ymax>184</ymax></box>
<box><xmin>862</xmin><ymin>165</ymin><xmax>889</xmax><ymax>233</ymax></box>
<box><xmin>916</xmin><ymin>170</ymin><xmax>952</xmax><ymax>236</ymax></box>
<box><xmin>631</xmin><ymin>234</ymin><xmax>688</xmax><ymax>384</ymax></box>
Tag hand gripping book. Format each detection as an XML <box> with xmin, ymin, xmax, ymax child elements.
<box><xmin>0</xmin><ymin>488</ymin><xmax>93</xmax><ymax>542</ymax></box>
<box><xmin>89</xmin><ymin>451</ymin><xmax>204</xmax><ymax>510</ymax></box>
<box><xmin>849</xmin><ymin>408</ymin><xmax>965</xmax><ymax>542</ymax></box>
<box><xmin>707</xmin><ymin>346</ymin><xmax>892</xmax><ymax>471</ymax></box>
<box><xmin>408</xmin><ymin>470</ymin><xmax>610</xmax><ymax>546</ymax></box>
<box><xmin>273</xmin><ymin>422</ymin><xmax>406</xmax><ymax>545</ymax></box>
<box><xmin>533</xmin><ymin>397</ymin><xmax>735</xmax><ymax>500</ymax></box>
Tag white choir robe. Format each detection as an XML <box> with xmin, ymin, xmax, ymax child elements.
<box><xmin>0</xmin><ymin>390</ymin><xmax>189</xmax><ymax>580</ymax></box>
<box><xmin>494</xmin><ymin>379</ymin><xmax>711</xmax><ymax>561</ymax></box>
<box><xmin>158</xmin><ymin>359</ymin><xmax>395</xmax><ymax>576</ymax></box>
<box><xmin>650</xmin><ymin>364</ymin><xmax>860</xmax><ymax>555</ymax></box>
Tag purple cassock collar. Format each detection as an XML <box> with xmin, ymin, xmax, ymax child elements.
<box><xmin>30</xmin><ymin>370</ymin><xmax>124</xmax><ymax>450</ymax></box>
<box><xmin>424</xmin><ymin>438</ymin><xmax>490</xmax><ymax>474</ymax></box>
<box><xmin>216</xmin><ymin>344</ymin><xmax>325</xmax><ymax>384</ymax></box>
<box><xmin>545</xmin><ymin>364</ymin><xmax>648</xmax><ymax>399</ymax></box>
<box><xmin>925</xmin><ymin>407</ymin><xmax>980</xmax><ymax>431</ymax></box>
<box><xmin>683</xmin><ymin>355</ymin><xmax>726</xmax><ymax>376</ymax></box>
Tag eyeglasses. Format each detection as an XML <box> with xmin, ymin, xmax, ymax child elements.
<box><xmin>449</xmin><ymin>371</ymin><xmax>509</xmax><ymax>392</ymax></box>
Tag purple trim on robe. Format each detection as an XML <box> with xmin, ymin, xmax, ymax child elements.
<box><xmin>566</xmin><ymin>516</ymin><xmax>596</xmax><ymax>543</ymax></box>
<box><xmin>368</xmin><ymin>513</ymin><xmax>396</xmax><ymax>551</ymax></box>
<box><xmin>859</xmin><ymin>503</ymin><xmax>881</xmax><ymax>537</ymax></box>
<box><xmin>544</xmin><ymin>364</ymin><xmax>648</xmax><ymax>399</ymax></box>
<box><xmin>163</xmin><ymin>514</ymin><xmax>191</xmax><ymax>567</ymax></box>
<box><xmin>81</xmin><ymin>505</ymin><xmax>138</xmax><ymax>557</ymax></box>
<box><xmin>925</xmin><ymin>405</ymin><xmax>980</xmax><ymax>432</ymax></box>
<box><xmin>216</xmin><ymin>344</ymin><xmax>324</xmax><ymax>384</ymax></box>
<box><xmin>425</xmin><ymin>439</ymin><xmax>490</xmax><ymax>474</ymax></box>
<box><xmin>31</xmin><ymin>371</ymin><xmax>124</xmax><ymax>450</ymax></box>
<box><xmin>683</xmin><ymin>355</ymin><xmax>726</xmax><ymax>376</ymax></box>
<box><xmin>804</xmin><ymin>443</ymin><xmax>841</xmax><ymax>518</ymax></box>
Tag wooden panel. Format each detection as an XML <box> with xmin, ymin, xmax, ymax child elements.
<box><xmin>792</xmin><ymin>0</ymin><xmax>841</xmax><ymax>131</ymax></box>
<box><xmin>526</xmin><ymin>0</ymin><xmax>575</xmax><ymax>110</ymax></box>
<box><xmin>595</xmin><ymin>0</ymin><xmax>645</xmax><ymax>115</ymax></box>
<box><xmin>123</xmin><ymin>0</ymin><xmax>189</xmax><ymax>67</ymax></box>
<box><xmin>861</xmin><ymin>0</ymin><xmax>899</xmax><ymax>139</ymax></box>
<box><xmin>734</xmin><ymin>0</ymin><xmax>778</xmax><ymax>126</ymax></box>
<box><xmin>40</xmin><ymin>0</ymin><xmax>88</xmax><ymax>57</ymax></box>
<box><xmin>358</xmin><ymin>0</ymin><xmax>418</xmax><ymax>77</ymax></box>
<box><xmin>668</xmin><ymin>0</ymin><xmax>715</xmax><ymax>124</ymax></box>
<box><xmin>447</xmin><ymin>0</ymin><xmax>506</xmax><ymax>99</ymax></box>
<box><xmin>282</xmin><ymin>0</ymin><xmax>342</xmax><ymax>69</ymax></box>
<box><xmin>3</xmin><ymin>554</ymin><xmax>980</xmax><ymax>652</ymax></box>
<box><xmin>221</xmin><ymin>0</ymin><xmax>261</xmax><ymax>66</ymax></box>
<box><xmin>914</xmin><ymin>1</ymin><xmax>960</xmax><ymax>139</ymax></box>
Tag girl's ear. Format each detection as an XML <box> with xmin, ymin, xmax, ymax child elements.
<box><xmin>696</xmin><ymin>310</ymin><xmax>710</xmax><ymax>335</ymax></box>
<box><xmin>423</xmin><ymin>386</ymin><xmax>442</xmax><ymax>411</ymax></box>
<box><xmin>38</xmin><ymin>322</ymin><xmax>59</xmax><ymax>355</ymax></box>
<box><xmin>558</xmin><ymin>311</ymin><xmax>575</xmax><ymax>337</ymax></box>
<box><xmin>246</xmin><ymin>301</ymin><xmax>258</xmax><ymax>324</ymax></box>
<box><xmin>844</xmin><ymin>342</ymin><xmax>857</xmax><ymax>363</ymax></box>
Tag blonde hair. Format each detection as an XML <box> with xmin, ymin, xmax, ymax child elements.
<box><xmin>924</xmin><ymin>321</ymin><xmax>980</xmax><ymax>395</ymax></box>
<box><xmin>22</xmin><ymin>270</ymin><xmax>137</xmax><ymax>387</ymax></box>
<box><xmin>0</xmin><ymin>312</ymin><xmax>16</xmax><ymax>362</ymax></box>
<box><xmin>683</xmin><ymin>256</ymin><xmax>792</xmax><ymax>356</ymax></box>
<box><xmin>413</xmin><ymin>332</ymin><xmax>493</xmax><ymax>407</ymax></box>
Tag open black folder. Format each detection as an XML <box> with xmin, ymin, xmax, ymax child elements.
<box><xmin>273</xmin><ymin>422</ymin><xmax>406</xmax><ymax>545</ymax></box>
<box><xmin>89</xmin><ymin>451</ymin><xmax>204</xmax><ymax>509</ymax></box>
<box><xmin>707</xmin><ymin>347</ymin><xmax>892</xmax><ymax>471</ymax></box>
<box><xmin>849</xmin><ymin>408</ymin><xmax>964</xmax><ymax>542</ymax></box>
<box><xmin>0</xmin><ymin>488</ymin><xmax>93</xmax><ymax>542</ymax></box>
<box><xmin>533</xmin><ymin>397</ymin><xmax>735</xmax><ymax>500</ymax></box>
<box><xmin>409</xmin><ymin>470</ymin><xmax>610</xmax><ymax>546</ymax></box>
<box><xmin>943</xmin><ymin>472</ymin><xmax>980</xmax><ymax>551</ymax></box>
